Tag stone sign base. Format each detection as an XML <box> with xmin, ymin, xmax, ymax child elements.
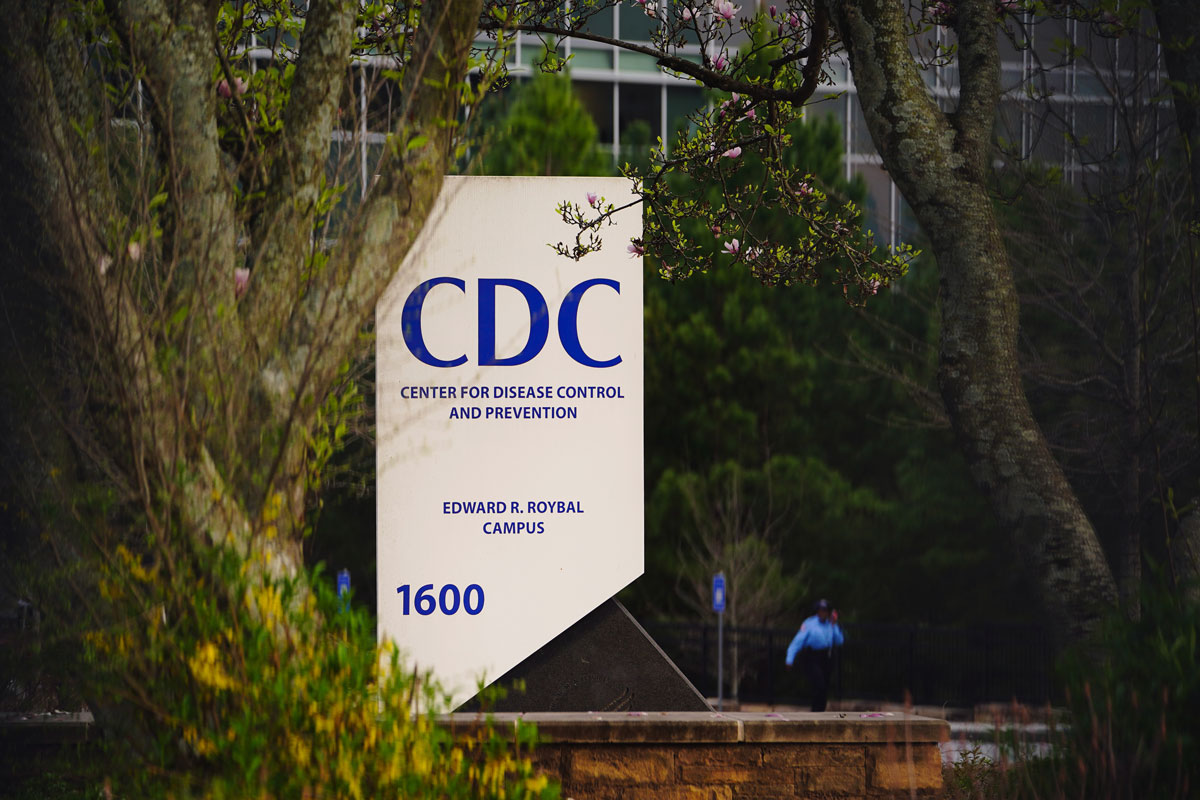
<box><xmin>445</xmin><ymin>711</ymin><xmax>948</xmax><ymax>798</ymax></box>
<box><xmin>457</xmin><ymin>599</ymin><xmax>710</xmax><ymax>713</ymax></box>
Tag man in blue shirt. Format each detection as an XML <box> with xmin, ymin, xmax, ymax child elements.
<box><xmin>785</xmin><ymin>599</ymin><xmax>844</xmax><ymax>712</ymax></box>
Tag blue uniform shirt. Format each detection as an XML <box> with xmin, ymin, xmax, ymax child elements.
<box><xmin>785</xmin><ymin>614</ymin><xmax>845</xmax><ymax>666</ymax></box>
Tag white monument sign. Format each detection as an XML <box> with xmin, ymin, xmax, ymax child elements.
<box><xmin>376</xmin><ymin>176</ymin><xmax>643</xmax><ymax>708</ymax></box>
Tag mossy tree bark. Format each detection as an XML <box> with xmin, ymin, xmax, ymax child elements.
<box><xmin>822</xmin><ymin>0</ymin><xmax>1118</xmax><ymax>644</ymax></box>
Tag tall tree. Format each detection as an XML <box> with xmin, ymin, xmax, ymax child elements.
<box><xmin>815</xmin><ymin>0</ymin><xmax>1128</xmax><ymax>642</ymax></box>
<box><xmin>521</xmin><ymin>0</ymin><xmax>1200</xmax><ymax>643</ymax></box>
<box><xmin>476</xmin><ymin>71</ymin><xmax>614</xmax><ymax>176</ymax></box>
<box><xmin>0</xmin><ymin>0</ymin><xmax>493</xmax><ymax>785</ymax></box>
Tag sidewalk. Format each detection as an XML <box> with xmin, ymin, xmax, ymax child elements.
<box><xmin>712</xmin><ymin>699</ymin><xmax>1062</xmax><ymax>763</ymax></box>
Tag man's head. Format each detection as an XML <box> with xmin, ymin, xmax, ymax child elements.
<box><xmin>814</xmin><ymin>598</ymin><xmax>831</xmax><ymax>621</ymax></box>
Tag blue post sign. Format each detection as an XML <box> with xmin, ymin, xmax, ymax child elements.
<box><xmin>712</xmin><ymin>572</ymin><xmax>726</xmax><ymax>613</ymax></box>
<box><xmin>713</xmin><ymin>571</ymin><xmax>725</xmax><ymax>710</ymax></box>
<box><xmin>337</xmin><ymin>569</ymin><xmax>351</xmax><ymax>613</ymax></box>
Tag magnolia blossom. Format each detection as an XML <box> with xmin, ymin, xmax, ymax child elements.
<box><xmin>721</xmin><ymin>146</ymin><xmax>742</xmax><ymax>159</ymax></box>
<box><xmin>787</xmin><ymin>11</ymin><xmax>800</xmax><ymax>27</ymax></box>
<box><xmin>712</xmin><ymin>52</ymin><xmax>729</xmax><ymax>71</ymax></box>
<box><xmin>769</xmin><ymin>4</ymin><xmax>777</xmax><ymax>16</ymax></box>
<box><xmin>217</xmin><ymin>76</ymin><xmax>248</xmax><ymax>99</ymax></box>
<box><xmin>1097</xmin><ymin>10</ymin><xmax>1122</xmax><ymax>32</ymax></box>
<box><xmin>723</xmin><ymin>238</ymin><xmax>740</xmax><ymax>255</ymax></box>
<box><xmin>796</xmin><ymin>181</ymin><xmax>813</xmax><ymax>197</ymax></box>
<box><xmin>587</xmin><ymin>191</ymin><xmax>599</xmax><ymax>207</ymax></box>
<box><xmin>866</xmin><ymin>278</ymin><xmax>882</xmax><ymax>295</ymax></box>
<box><xmin>927</xmin><ymin>0</ymin><xmax>953</xmax><ymax>22</ymax></box>
<box><xmin>714</xmin><ymin>0</ymin><xmax>739</xmax><ymax>20</ymax></box>
<box><xmin>742</xmin><ymin>108</ymin><xmax>756</xmax><ymax>121</ymax></box>
<box><xmin>680</xmin><ymin>6</ymin><xmax>695</xmax><ymax>20</ymax></box>
<box><xmin>97</xmin><ymin>254</ymin><xmax>112</xmax><ymax>277</ymax></box>
<box><xmin>711</xmin><ymin>224</ymin><xmax>722</xmax><ymax>234</ymax></box>
<box><xmin>627</xmin><ymin>242</ymin><xmax>645</xmax><ymax>258</ymax></box>
<box><xmin>635</xmin><ymin>0</ymin><xmax>657</xmax><ymax>17</ymax></box>
<box><xmin>127</xmin><ymin>241</ymin><xmax>142</xmax><ymax>262</ymax></box>
<box><xmin>234</xmin><ymin>267</ymin><xmax>250</xmax><ymax>298</ymax></box>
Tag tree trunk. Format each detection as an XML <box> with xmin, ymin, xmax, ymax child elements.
<box><xmin>1119</xmin><ymin>254</ymin><xmax>1143</xmax><ymax>618</ymax></box>
<box><xmin>823</xmin><ymin>0</ymin><xmax>1117</xmax><ymax>644</ymax></box>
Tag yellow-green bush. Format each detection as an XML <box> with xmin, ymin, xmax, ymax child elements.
<box><xmin>80</xmin><ymin>544</ymin><xmax>556</xmax><ymax>800</ymax></box>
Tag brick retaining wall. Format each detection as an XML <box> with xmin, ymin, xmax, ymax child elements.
<box><xmin>445</xmin><ymin>711</ymin><xmax>949</xmax><ymax>799</ymax></box>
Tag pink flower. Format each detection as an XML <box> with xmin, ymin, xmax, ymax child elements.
<box><xmin>715</xmin><ymin>0</ymin><xmax>739</xmax><ymax>20</ymax></box>
<box><xmin>787</xmin><ymin>12</ymin><xmax>800</xmax><ymax>27</ymax></box>
<box><xmin>867</xmin><ymin>278</ymin><xmax>882</xmax><ymax>295</ymax></box>
<box><xmin>742</xmin><ymin>108</ymin><xmax>756</xmax><ymax>121</ymax></box>
<box><xmin>680</xmin><ymin>6</ymin><xmax>695</xmax><ymax>20</ymax></box>
<box><xmin>712</xmin><ymin>52</ymin><xmax>729</xmax><ymax>71</ymax></box>
<box><xmin>234</xmin><ymin>267</ymin><xmax>250</xmax><ymax>298</ymax></box>
<box><xmin>97</xmin><ymin>254</ymin><xmax>112</xmax><ymax>277</ymax></box>
<box><xmin>723</xmin><ymin>238</ymin><xmax>740</xmax><ymax>255</ymax></box>
<box><xmin>1097</xmin><ymin>10</ymin><xmax>1122</xmax><ymax>32</ymax></box>
<box><xmin>127</xmin><ymin>241</ymin><xmax>142</xmax><ymax>262</ymax></box>
<box><xmin>217</xmin><ymin>77</ymin><xmax>248</xmax><ymax>99</ymax></box>
<box><xmin>627</xmin><ymin>242</ymin><xmax>645</xmax><ymax>258</ymax></box>
<box><xmin>769</xmin><ymin>4</ymin><xmax>777</xmax><ymax>16</ymax></box>
<box><xmin>721</xmin><ymin>146</ymin><xmax>742</xmax><ymax>159</ymax></box>
<box><xmin>587</xmin><ymin>191</ymin><xmax>599</xmax><ymax>207</ymax></box>
<box><xmin>796</xmin><ymin>181</ymin><xmax>813</xmax><ymax>197</ymax></box>
<box><xmin>928</xmin><ymin>0</ymin><xmax>953</xmax><ymax>22</ymax></box>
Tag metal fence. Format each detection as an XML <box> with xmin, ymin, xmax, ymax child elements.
<box><xmin>643</xmin><ymin>620</ymin><xmax>1057</xmax><ymax>708</ymax></box>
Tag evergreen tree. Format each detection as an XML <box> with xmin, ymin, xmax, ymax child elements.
<box><xmin>477</xmin><ymin>73</ymin><xmax>613</xmax><ymax>177</ymax></box>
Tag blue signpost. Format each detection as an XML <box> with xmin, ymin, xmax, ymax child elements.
<box><xmin>337</xmin><ymin>569</ymin><xmax>351</xmax><ymax>613</ymax></box>
<box><xmin>713</xmin><ymin>572</ymin><xmax>725</xmax><ymax>710</ymax></box>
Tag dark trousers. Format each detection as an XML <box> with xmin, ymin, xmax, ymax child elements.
<box><xmin>801</xmin><ymin>648</ymin><xmax>833</xmax><ymax>712</ymax></box>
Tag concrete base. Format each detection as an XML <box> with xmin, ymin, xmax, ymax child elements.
<box><xmin>457</xmin><ymin>599</ymin><xmax>711</xmax><ymax>712</ymax></box>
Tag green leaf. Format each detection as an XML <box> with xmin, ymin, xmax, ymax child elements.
<box><xmin>168</xmin><ymin>305</ymin><xmax>189</xmax><ymax>331</ymax></box>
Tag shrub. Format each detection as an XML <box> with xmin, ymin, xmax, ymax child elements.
<box><xmin>73</xmin><ymin>546</ymin><xmax>558</xmax><ymax>800</ymax></box>
<box><xmin>1049</xmin><ymin>579</ymin><xmax>1198</xmax><ymax>800</ymax></box>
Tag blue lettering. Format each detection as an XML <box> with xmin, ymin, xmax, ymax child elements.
<box><xmin>401</xmin><ymin>278</ymin><xmax>623</xmax><ymax>368</ymax></box>
<box><xmin>559</xmin><ymin>278</ymin><xmax>622</xmax><ymax>368</ymax></box>
<box><xmin>402</xmin><ymin>278</ymin><xmax>467</xmax><ymax>367</ymax></box>
<box><xmin>478</xmin><ymin>279</ymin><xmax>549</xmax><ymax>366</ymax></box>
